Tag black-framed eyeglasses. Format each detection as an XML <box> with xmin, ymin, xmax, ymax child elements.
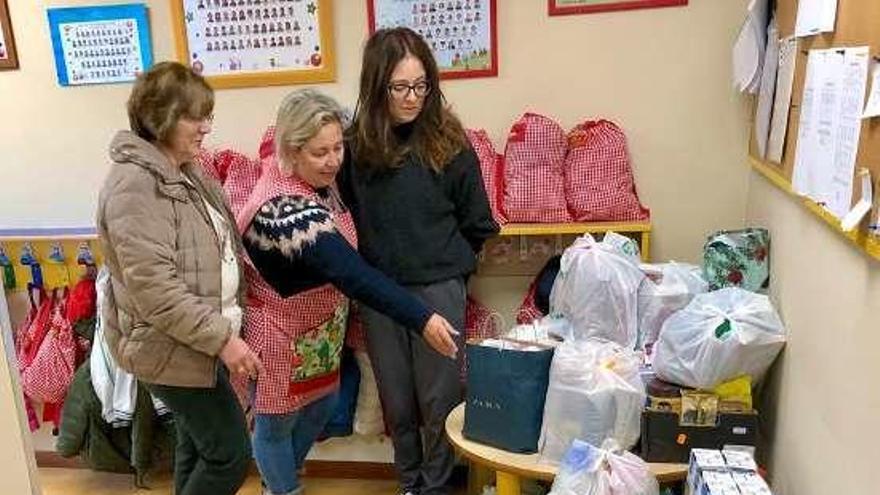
<box><xmin>387</xmin><ymin>81</ymin><xmax>431</xmax><ymax>100</ymax></box>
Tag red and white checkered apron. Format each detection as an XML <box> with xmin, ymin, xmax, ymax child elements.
<box><xmin>466</xmin><ymin>128</ymin><xmax>507</xmax><ymax>225</ymax></box>
<box><xmin>235</xmin><ymin>160</ymin><xmax>359</xmax><ymax>415</ymax></box>
<box><xmin>195</xmin><ymin>147</ymin><xmax>264</xmax><ymax>215</ymax></box>
<box><xmin>564</xmin><ymin>120</ymin><xmax>649</xmax><ymax>222</ymax></box>
<box><xmin>502</xmin><ymin>113</ymin><xmax>571</xmax><ymax>223</ymax></box>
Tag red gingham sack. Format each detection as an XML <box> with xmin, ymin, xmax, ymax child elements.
<box><xmin>502</xmin><ymin>113</ymin><xmax>571</xmax><ymax>223</ymax></box>
<box><xmin>466</xmin><ymin>128</ymin><xmax>506</xmax><ymax>225</ymax></box>
<box><xmin>465</xmin><ymin>296</ymin><xmax>502</xmax><ymax>341</ymax></box>
<box><xmin>15</xmin><ymin>288</ymin><xmax>50</xmax><ymax>431</ymax></box>
<box><xmin>564</xmin><ymin>120</ymin><xmax>649</xmax><ymax>222</ymax></box>
<box><xmin>515</xmin><ymin>280</ymin><xmax>544</xmax><ymax>325</ymax></box>
<box><xmin>462</xmin><ymin>296</ymin><xmax>504</xmax><ymax>381</ymax></box>
<box><xmin>17</xmin><ymin>288</ymin><xmax>55</xmax><ymax>368</ymax></box>
<box><xmin>21</xmin><ymin>291</ymin><xmax>76</xmax><ymax>404</ymax></box>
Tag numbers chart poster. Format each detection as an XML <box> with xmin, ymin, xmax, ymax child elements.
<box><xmin>173</xmin><ymin>0</ymin><xmax>335</xmax><ymax>88</ymax></box>
<box><xmin>47</xmin><ymin>4</ymin><xmax>152</xmax><ymax>86</ymax></box>
<box><xmin>368</xmin><ymin>0</ymin><xmax>497</xmax><ymax>79</ymax></box>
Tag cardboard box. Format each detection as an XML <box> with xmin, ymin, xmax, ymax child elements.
<box><xmin>686</xmin><ymin>449</ymin><xmax>727</xmax><ymax>495</ymax></box>
<box><xmin>699</xmin><ymin>471</ymin><xmax>740</xmax><ymax>495</ymax></box>
<box><xmin>640</xmin><ymin>410</ymin><xmax>759</xmax><ymax>463</ymax></box>
<box><xmin>723</xmin><ymin>449</ymin><xmax>758</xmax><ymax>472</ymax></box>
<box><xmin>732</xmin><ymin>471</ymin><xmax>773</xmax><ymax>495</ymax></box>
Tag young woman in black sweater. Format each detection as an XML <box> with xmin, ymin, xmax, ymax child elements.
<box><xmin>338</xmin><ymin>27</ymin><xmax>499</xmax><ymax>495</ymax></box>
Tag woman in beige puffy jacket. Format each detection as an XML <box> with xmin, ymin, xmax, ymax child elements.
<box><xmin>96</xmin><ymin>61</ymin><xmax>263</xmax><ymax>495</ymax></box>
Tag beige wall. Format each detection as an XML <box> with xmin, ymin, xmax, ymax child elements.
<box><xmin>0</xmin><ymin>0</ymin><xmax>753</xmax><ymax>484</ymax></box>
<box><xmin>747</xmin><ymin>172</ymin><xmax>880</xmax><ymax>495</ymax></box>
<box><xmin>0</xmin><ymin>0</ymin><xmax>750</xmax><ymax>262</ymax></box>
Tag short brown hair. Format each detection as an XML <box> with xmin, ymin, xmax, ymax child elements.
<box><xmin>127</xmin><ymin>62</ymin><xmax>214</xmax><ymax>143</ymax></box>
<box><xmin>348</xmin><ymin>28</ymin><xmax>467</xmax><ymax>172</ymax></box>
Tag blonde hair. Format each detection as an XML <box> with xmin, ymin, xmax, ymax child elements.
<box><xmin>275</xmin><ymin>89</ymin><xmax>345</xmax><ymax>174</ymax></box>
<box><xmin>127</xmin><ymin>61</ymin><xmax>213</xmax><ymax>144</ymax></box>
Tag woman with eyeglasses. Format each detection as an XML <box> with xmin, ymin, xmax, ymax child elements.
<box><xmin>96</xmin><ymin>61</ymin><xmax>262</xmax><ymax>495</ymax></box>
<box><xmin>339</xmin><ymin>27</ymin><xmax>499</xmax><ymax>495</ymax></box>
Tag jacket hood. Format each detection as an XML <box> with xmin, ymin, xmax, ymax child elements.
<box><xmin>109</xmin><ymin>130</ymin><xmax>185</xmax><ymax>183</ymax></box>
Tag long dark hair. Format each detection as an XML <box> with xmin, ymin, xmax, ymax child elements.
<box><xmin>348</xmin><ymin>27</ymin><xmax>468</xmax><ymax>172</ymax></box>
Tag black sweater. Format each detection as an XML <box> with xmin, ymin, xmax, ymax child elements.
<box><xmin>242</xmin><ymin>193</ymin><xmax>432</xmax><ymax>332</ymax></box>
<box><xmin>338</xmin><ymin>125</ymin><xmax>499</xmax><ymax>285</ymax></box>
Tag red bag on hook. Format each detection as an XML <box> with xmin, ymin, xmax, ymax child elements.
<box><xmin>15</xmin><ymin>288</ymin><xmax>51</xmax><ymax>432</ymax></box>
<box><xmin>21</xmin><ymin>290</ymin><xmax>77</xmax><ymax>404</ymax></box>
<box><xmin>66</xmin><ymin>276</ymin><xmax>96</xmax><ymax>325</ymax></box>
<box><xmin>17</xmin><ymin>288</ymin><xmax>55</xmax><ymax>367</ymax></box>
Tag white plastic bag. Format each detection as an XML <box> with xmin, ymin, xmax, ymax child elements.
<box><xmin>550</xmin><ymin>233</ymin><xmax>645</xmax><ymax>348</ymax></box>
<box><xmin>353</xmin><ymin>351</ymin><xmax>385</xmax><ymax>437</ymax></box>
<box><xmin>637</xmin><ymin>262</ymin><xmax>707</xmax><ymax>351</ymax></box>
<box><xmin>539</xmin><ymin>339</ymin><xmax>645</xmax><ymax>465</ymax></box>
<box><xmin>653</xmin><ymin>287</ymin><xmax>786</xmax><ymax>389</ymax></box>
<box><xmin>549</xmin><ymin>439</ymin><xmax>659</xmax><ymax>495</ymax></box>
<box><xmin>505</xmin><ymin>314</ymin><xmax>570</xmax><ymax>347</ymax></box>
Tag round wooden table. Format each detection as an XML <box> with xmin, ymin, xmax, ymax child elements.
<box><xmin>444</xmin><ymin>403</ymin><xmax>688</xmax><ymax>495</ymax></box>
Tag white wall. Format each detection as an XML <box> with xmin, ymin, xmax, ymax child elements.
<box><xmin>0</xmin><ymin>0</ymin><xmax>753</xmax><ymax>475</ymax></box>
<box><xmin>747</xmin><ymin>172</ymin><xmax>880</xmax><ymax>495</ymax></box>
<box><xmin>0</xmin><ymin>0</ymin><xmax>750</xmax><ymax>262</ymax></box>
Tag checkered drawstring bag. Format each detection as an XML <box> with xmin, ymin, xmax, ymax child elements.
<box><xmin>564</xmin><ymin>120</ymin><xmax>649</xmax><ymax>222</ymax></box>
<box><xmin>502</xmin><ymin>113</ymin><xmax>571</xmax><ymax>223</ymax></box>
<box><xmin>466</xmin><ymin>128</ymin><xmax>506</xmax><ymax>225</ymax></box>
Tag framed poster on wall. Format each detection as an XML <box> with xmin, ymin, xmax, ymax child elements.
<box><xmin>548</xmin><ymin>0</ymin><xmax>687</xmax><ymax>16</ymax></box>
<box><xmin>170</xmin><ymin>0</ymin><xmax>335</xmax><ymax>89</ymax></box>
<box><xmin>46</xmin><ymin>4</ymin><xmax>153</xmax><ymax>86</ymax></box>
<box><xmin>0</xmin><ymin>0</ymin><xmax>18</xmax><ymax>70</ymax></box>
<box><xmin>367</xmin><ymin>0</ymin><xmax>497</xmax><ymax>80</ymax></box>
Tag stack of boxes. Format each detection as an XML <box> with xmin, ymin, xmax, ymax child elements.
<box><xmin>686</xmin><ymin>448</ymin><xmax>772</xmax><ymax>495</ymax></box>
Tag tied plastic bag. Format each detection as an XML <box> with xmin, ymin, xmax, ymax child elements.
<box><xmin>653</xmin><ymin>287</ymin><xmax>786</xmax><ymax>389</ymax></box>
<box><xmin>549</xmin><ymin>439</ymin><xmax>659</xmax><ymax>495</ymax></box>
<box><xmin>703</xmin><ymin>228</ymin><xmax>770</xmax><ymax>292</ymax></box>
<box><xmin>549</xmin><ymin>233</ymin><xmax>645</xmax><ymax>348</ymax></box>
<box><xmin>539</xmin><ymin>339</ymin><xmax>645</xmax><ymax>465</ymax></box>
<box><xmin>637</xmin><ymin>263</ymin><xmax>707</xmax><ymax>351</ymax></box>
